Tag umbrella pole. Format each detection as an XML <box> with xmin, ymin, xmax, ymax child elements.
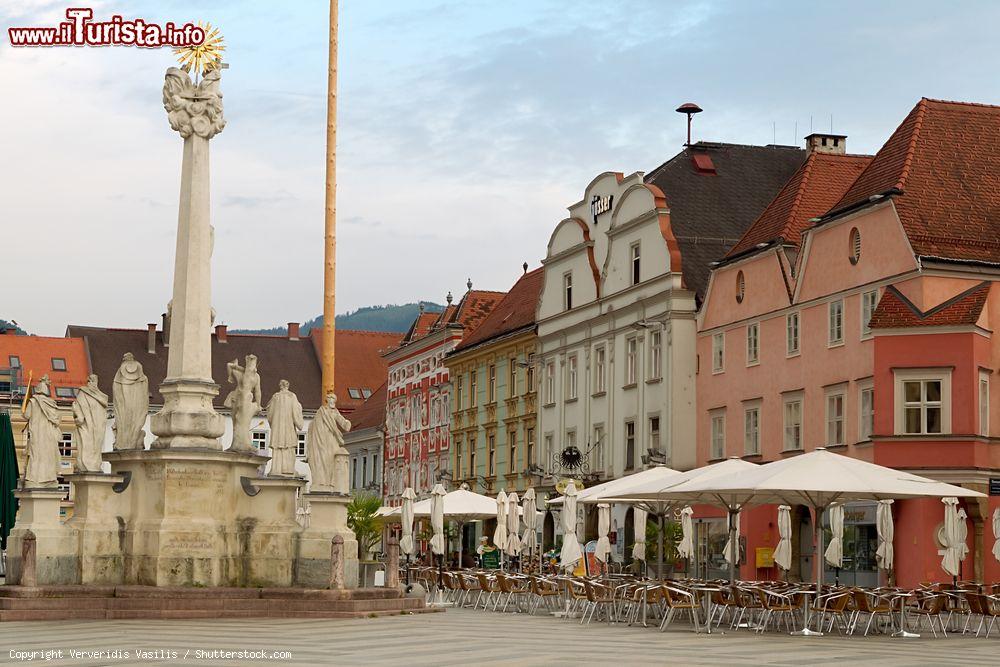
<box><xmin>791</xmin><ymin>505</ymin><xmax>826</xmax><ymax>636</ymax></box>
<box><xmin>657</xmin><ymin>514</ymin><xmax>664</xmax><ymax>580</ymax></box>
<box><xmin>728</xmin><ymin>508</ymin><xmax>737</xmax><ymax>585</ymax></box>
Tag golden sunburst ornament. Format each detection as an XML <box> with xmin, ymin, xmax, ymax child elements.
<box><xmin>174</xmin><ymin>21</ymin><xmax>226</xmax><ymax>80</ymax></box>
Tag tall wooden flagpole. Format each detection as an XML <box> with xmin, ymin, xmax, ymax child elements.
<box><xmin>322</xmin><ymin>0</ymin><xmax>338</xmax><ymax>397</ymax></box>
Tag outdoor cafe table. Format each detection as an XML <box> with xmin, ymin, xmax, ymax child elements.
<box><xmin>689</xmin><ymin>583</ymin><xmax>723</xmax><ymax>634</ymax></box>
<box><xmin>887</xmin><ymin>590</ymin><xmax>920</xmax><ymax>638</ymax></box>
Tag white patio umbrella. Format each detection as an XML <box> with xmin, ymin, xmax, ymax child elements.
<box><xmin>606</xmin><ymin>458</ymin><xmax>761</xmax><ymax>581</ymax></box>
<box><xmin>774</xmin><ymin>505</ymin><xmax>792</xmax><ymax>571</ymax></box>
<box><xmin>876</xmin><ymin>500</ymin><xmax>894</xmax><ymax>574</ymax></box>
<box><xmin>506</xmin><ymin>492</ymin><xmax>522</xmax><ymax>558</ymax></box>
<box><xmin>521</xmin><ymin>488</ymin><xmax>539</xmax><ymax>566</ymax></box>
<box><xmin>958</xmin><ymin>508</ymin><xmax>970</xmax><ymax>565</ymax></box>
<box><xmin>560</xmin><ymin>482</ymin><xmax>583</xmax><ymax>572</ymax></box>
<box><xmin>632</xmin><ymin>508</ymin><xmax>648</xmax><ymax>564</ymax></box>
<box><xmin>399</xmin><ymin>487</ymin><xmax>416</xmax><ymax>587</ymax></box>
<box><xmin>941</xmin><ymin>497</ymin><xmax>962</xmax><ymax>578</ymax></box>
<box><xmin>992</xmin><ymin>508</ymin><xmax>1000</xmax><ymax>563</ymax></box>
<box><xmin>548</xmin><ymin>465</ymin><xmax>681</xmax><ymax>506</ymax></box>
<box><xmin>429</xmin><ymin>484</ymin><xmax>446</xmax><ymax>557</ymax></box>
<box><xmin>677</xmin><ymin>506</ymin><xmax>694</xmax><ymax>560</ymax></box>
<box><xmin>595</xmin><ymin>503</ymin><xmax>611</xmax><ymax>565</ymax></box>
<box><xmin>723</xmin><ymin>510</ymin><xmax>741</xmax><ymax>567</ymax></box>
<box><xmin>494</xmin><ymin>490</ymin><xmax>508</xmax><ymax>569</ymax></box>
<box><xmin>825</xmin><ymin>503</ymin><xmax>845</xmax><ymax>581</ymax></box>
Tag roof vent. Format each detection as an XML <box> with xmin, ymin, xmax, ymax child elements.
<box><xmin>691</xmin><ymin>152</ymin><xmax>716</xmax><ymax>175</ymax></box>
<box><xmin>805</xmin><ymin>133</ymin><xmax>847</xmax><ymax>156</ymax></box>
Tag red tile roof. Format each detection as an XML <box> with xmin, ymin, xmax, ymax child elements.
<box><xmin>445</xmin><ymin>289</ymin><xmax>506</xmax><ymax>332</ymax></box>
<box><xmin>0</xmin><ymin>334</ymin><xmax>90</xmax><ymax>397</ymax></box>
<box><xmin>402</xmin><ymin>311</ymin><xmax>441</xmax><ymax>344</ymax></box>
<box><xmin>309</xmin><ymin>329</ymin><xmax>402</xmax><ymax>412</ymax></box>
<box><xmin>349</xmin><ymin>381</ymin><xmax>387</xmax><ymax>431</ymax></box>
<box><xmin>453</xmin><ymin>268</ymin><xmax>543</xmax><ymax>354</ymax></box>
<box><xmin>726</xmin><ymin>152</ymin><xmax>872</xmax><ymax>258</ymax></box>
<box><xmin>868</xmin><ymin>282</ymin><xmax>990</xmax><ymax>329</ymax></box>
<box><xmin>829</xmin><ymin>99</ymin><xmax>1000</xmax><ymax>264</ymax></box>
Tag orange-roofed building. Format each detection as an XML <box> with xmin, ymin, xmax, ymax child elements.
<box><xmin>698</xmin><ymin>101</ymin><xmax>1000</xmax><ymax>588</ymax></box>
<box><xmin>382</xmin><ymin>288</ymin><xmax>506</xmax><ymax>505</ymax></box>
<box><xmin>0</xmin><ymin>329</ymin><xmax>91</xmax><ymax>515</ymax></box>
<box><xmin>344</xmin><ymin>382</ymin><xmax>388</xmax><ymax>495</ymax></box>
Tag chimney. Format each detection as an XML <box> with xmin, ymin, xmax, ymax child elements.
<box><xmin>146</xmin><ymin>324</ymin><xmax>157</xmax><ymax>354</ymax></box>
<box><xmin>215</xmin><ymin>324</ymin><xmax>228</xmax><ymax>343</ymax></box>
<box><xmin>805</xmin><ymin>133</ymin><xmax>847</xmax><ymax>156</ymax></box>
<box><xmin>161</xmin><ymin>312</ymin><xmax>170</xmax><ymax>347</ymax></box>
<box><xmin>287</xmin><ymin>322</ymin><xmax>300</xmax><ymax>341</ymax></box>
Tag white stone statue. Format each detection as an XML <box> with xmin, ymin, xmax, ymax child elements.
<box><xmin>72</xmin><ymin>374</ymin><xmax>108</xmax><ymax>472</ymax></box>
<box><xmin>163</xmin><ymin>67</ymin><xmax>226</xmax><ymax>140</ymax></box>
<box><xmin>113</xmin><ymin>353</ymin><xmax>149</xmax><ymax>450</ymax></box>
<box><xmin>265</xmin><ymin>379</ymin><xmax>303</xmax><ymax>476</ymax></box>
<box><xmin>305</xmin><ymin>393</ymin><xmax>351</xmax><ymax>493</ymax></box>
<box><xmin>225</xmin><ymin>354</ymin><xmax>262</xmax><ymax>453</ymax></box>
<box><xmin>22</xmin><ymin>375</ymin><xmax>60</xmax><ymax>487</ymax></box>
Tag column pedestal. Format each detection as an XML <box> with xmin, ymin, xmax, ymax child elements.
<box><xmin>150</xmin><ymin>379</ymin><xmax>226</xmax><ymax>449</ymax></box>
<box><xmin>7</xmin><ymin>488</ymin><xmax>77</xmax><ymax>585</ymax></box>
<box><xmin>64</xmin><ymin>472</ymin><xmax>125</xmax><ymax>584</ymax></box>
<box><xmin>295</xmin><ymin>492</ymin><xmax>358</xmax><ymax>588</ymax></box>
<box><xmin>241</xmin><ymin>476</ymin><xmax>306</xmax><ymax>587</ymax></box>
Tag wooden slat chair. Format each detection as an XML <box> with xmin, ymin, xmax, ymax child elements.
<box><xmin>474</xmin><ymin>572</ymin><xmax>501</xmax><ymax>611</ymax></box>
<box><xmin>527</xmin><ymin>575</ymin><xmax>561</xmax><ymax>614</ymax></box>
<box><xmin>495</xmin><ymin>572</ymin><xmax>530</xmax><ymax>613</ymax></box>
<box><xmin>910</xmin><ymin>593</ymin><xmax>949</xmax><ymax>638</ymax></box>
<box><xmin>564</xmin><ymin>579</ymin><xmax>589</xmax><ymax>620</ymax></box>
<box><xmin>708</xmin><ymin>587</ymin><xmax>739</xmax><ymax>629</ymax></box>
<box><xmin>850</xmin><ymin>589</ymin><xmax>894</xmax><ymax>636</ymax></box>
<box><xmin>964</xmin><ymin>592</ymin><xmax>1000</xmax><ymax>638</ymax></box>
<box><xmin>659</xmin><ymin>584</ymin><xmax>701</xmax><ymax>633</ymax></box>
<box><xmin>754</xmin><ymin>588</ymin><xmax>797</xmax><ymax>634</ymax></box>
<box><xmin>581</xmin><ymin>580</ymin><xmax>617</xmax><ymax>625</ymax></box>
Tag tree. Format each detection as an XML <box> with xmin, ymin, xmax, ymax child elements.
<box><xmin>346</xmin><ymin>492</ymin><xmax>382</xmax><ymax>559</ymax></box>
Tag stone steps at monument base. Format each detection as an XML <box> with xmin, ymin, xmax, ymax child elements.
<box><xmin>0</xmin><ymin>586</ymin><xmax>434</xmax><ymax>621</ymax></box>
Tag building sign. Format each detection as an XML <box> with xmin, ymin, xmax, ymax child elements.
<box><xmin>590</xmin><ymin>194</ymin><xmax>613</xmax><ymax>224</ymax></box>
<box><xmin>755</xmin><ymin>546</ymin><xmax>775</xmax><ymax>569</ymax></box>
<box><xmin>990</xmin><ymin>478</ymin><xmax>1000</xmax><ymax>496</ymax></box>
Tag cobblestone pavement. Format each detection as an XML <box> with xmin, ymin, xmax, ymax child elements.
<box><xmin>0</xmin><ymin>606</ymin><xmax>993</xmax><ymax>666</ymax></box>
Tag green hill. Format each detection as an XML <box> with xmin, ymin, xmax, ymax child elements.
<box><xmin>233</xmin><ymin>302</ymin><xmax>444</xmax><ymax>335</ymax></box>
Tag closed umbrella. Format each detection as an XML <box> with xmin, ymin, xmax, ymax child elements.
<box><xmin>992</xmin><ymin>508</ymin><xmax>1000</xmax><ymax>563</ymax></box>
<box><xmin>494</xmin><ymin>490</ymin><xmax>508</xmax><ymax>569</ymax></box>
<box><xmin>595</xmin><ymin>503</ymin><xmax>611</xmax><ymax>564</ymax></box>
<box><xmin>429</xmin><ymin>484</ymin><xmax>446</xmax><ymax>556</ymax></box>
<box><xmin>941</xmin><ymin>497</ymin><xmax>962</xmax><ymax>578</ymax></box>
<box><xmin>723</xmin><ymin>510</ymin><xmax>741</xmax><ymax>567</ymax></box>
<box><xmin>677</xmin><ymin>507</ymin><xmax>694</xmax><ymax>560</ymax></box>
<box><xmin>399</xmin><ymin>487</ymin><xmax>416</xmax><ymax>587</ymax></box>
<box><xmin>506</xmin><ymin>492</ymin><xmax>521</xmax><ymax>558</ymax></box>
<box><xmin>774</xmin><ymin>505</ymin><xmax>792</xmax><ymax>571</ymax></box>
<box><xmin>957</xmin><ymin>508</ymin><xmax>970</xmax><ymax>576</ymax></box>
<box><xmin>876</xmin><ymin>499</ymin><xmax>894</xmax><ymax>574</ymax></box>
<box><xmin>560</xmin><ymin>482</ymin><xmax>583</xmax><ymax>572</ymax></box>
<box><xmin>632</xmin><ymin>508</ymin><xmax>648</xmax><ymax>563</ymax></box>
<box><xmin>0</xmin><ymin>414</ymin><xmax>19</xmax><ymax>552</ymax></box>
<box><xmin>521</xmin><ymin>488</ymin><xmax>538</xmax><ymax>555</ymax></box>
<box><xmin>825</xmin><ymin>504</ymin><xmax>844</xmax><ymax>568</ymax></box>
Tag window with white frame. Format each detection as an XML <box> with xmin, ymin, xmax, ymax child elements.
<box><xmin>710</xmin><ymin>411</ymin><xmax>726</xmax><ymax>459</ymax></box>
<box><xmin>488</xmin><ymin>364</ymin><xmax>496</xmax><ymax>402</ymax></box>
<box><xmin>861</xmin><ymin>289</ymin><xmax>878</xmax><ymax>336</ymax></box>
<box><xmin>625</xmin><ymin>337</ymin><xmax>637</xmax><ymax>385</ymax></box>
<box><xmin>468</xmin><ymin>436</ymin><xmax>477</xmax><ymax>477</ymax></box>
<box><xmin>624</xmin><ymin>421</ymin><xmax>636</xmax><ymax>470</ymax></box>
<box><xmin>563</xmin><ymin>272</ymin><xmax>573</xmax><ymax>310</ymax></box>
<box><xmin>746</xmin><ymin>323</ymin><xmax>759</xmax><ymax>365</ymax></box>
<box><xmin>362</xmin><ymin>456</ymin><xmax>368</xmax><ymax>487</ymax></box>
<box><xmin>487</xmin><ymin>433</ymin><xmax>496</xmax><ymax>476</ymax></box>
<box><xmin>252</xmin><ymin>431</ymin><xmax>267</xmax><ymax>452</ymax></box>
<box><xmin>786</xmin><ymin>311</ymin><xmax>800</xmax><ymax>355</ymax></box>
<box><xmin>526</xmin><ymin>361</ymin><xmax>535</xmax><ymax>393</ymax></box>
<box><xmin>828</xmin><ymin>299</ymin><xmax>844</xmax><ymax>344</ymax></box>
<box><xmin>296</xmin><ymin>433</ymin><xmax>306</xmax><ymax>457</ymax></box>
<box><xmin>894</xmin><ymin>373</ymin><xmax>947</xmax><ymax>435</ymax></box>
<box><xmin>826</xmin><ymin>391</ymin><xmax>845</xmax><ymax>446</ymax></box>
<box><xmin>59</xmin><ymin>432</ymin><xmax>73</xmax><ymax>457</ymax></box>
<box><xmin>526</xmin><ymin>427</ymin><xmax>535</xmax><ymax>468</ymax></box>
<box><xmin>859</xmin><ymin>384</ymin><xmax>874</xmax><ymax>442</ymax></box>
<box><xmin>592</xmin><ymin>424</ymin><xmax>605</xmax><ymax>472</ymax></box>
<box><xmin>649</xmin><ymin>416</ymin><xmax>661</xmax><ymax>453</ymax></box>
<box><xmin>567</xmin><ymin>355</ymin><xmax>578</xmax><ymax>400</ymax></box>
<box><xmin>470</xmin><ymin>371</ymin><xmax>478</xmax><ymax>407</ymax></box>
<box><xmin>509</xmin><ymin>358</ymin><xmax>518</xmax><ymax>398</ymax></box>
<box><xmin>630</xmin><ymin>243</ymin><xmax>641</xmax><ymax>285</ymax></box>
<box><xmin>980</xmin><ymin>372</ymin><xmax>990</xmax><ymax>437</ymax></box>
<box><xmin>744</xmin><ymin>406</ymin><xmax>760</xmax><ymax>456</ymax></box>
<box><xmin>544</xmin><ymin>362</ymin><xmax>555</xmax><ymax>404</ymax></box>
<box><xmin>712</xmin><ymin>332</ymin><xmax>725</xmax><ymax>372</ymax></box>
<box><xmin>649</xmin><ymin>331</ymin><xmax>662</xmax><ymax>380</ymax></box>
<box><xmin>456</xmin><ymin>375</ymin><xmax>464</xmax><ymax>409</ymax></box>
<box><xmin>544</xmin><ymin>433</ymin><xmax>554</xmax><ymax>467</ymax></box>
<box><xmin>455</xmin><ymin>440</ymin><xmax>463</xmax><ymax>476</ymax></box>
<box><xmin>508</xmin><ymin>429</ymin><xmax>517</xmax><ymax>473</ymax></box>
<box><xmin>594</xmin><ymin>345</ymin><xmax>607</xmax><ymax>393</ymax></box>
<box><xmin>783</xmin><ymin>397</ymin><xmax>803</xmax><ymax>451</ymax></box>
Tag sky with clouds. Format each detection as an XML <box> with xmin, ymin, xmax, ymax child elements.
<box><xmin>3</xmin><ymin>0</ymin><xmax>999</xmax><ymax>336</ymax></box>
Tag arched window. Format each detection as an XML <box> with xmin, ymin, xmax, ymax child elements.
<box><xmin>736</xmin><ymin>270</ymin><xmax>746</xmax><ymax>303</ymax></box>
<box><xmin>849</xmin><ymin>228</ymin><xmax>861</xmax><ymax>265</ymax></box>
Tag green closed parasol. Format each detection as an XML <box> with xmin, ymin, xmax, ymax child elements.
<box><xmin>0</xmin><ymin>413</ymin><xmax>19</xmax><ymax>551</ymax></box>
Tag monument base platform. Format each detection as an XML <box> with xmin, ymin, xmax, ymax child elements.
<box><xmin>0</xmin><ymin>586</ymin><xmax>438</xmax><ymax>621</ymax></box>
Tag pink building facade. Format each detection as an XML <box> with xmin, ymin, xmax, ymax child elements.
<box><xmin>696</xmin><ymin>102</ymin><xmax>1000</xmax><ymax>587</ymax></box>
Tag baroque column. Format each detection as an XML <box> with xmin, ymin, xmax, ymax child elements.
<box><xmin>150</xmin><ymin>67</ymin><xmax>227</xmax><ymax>449</ymax></box>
